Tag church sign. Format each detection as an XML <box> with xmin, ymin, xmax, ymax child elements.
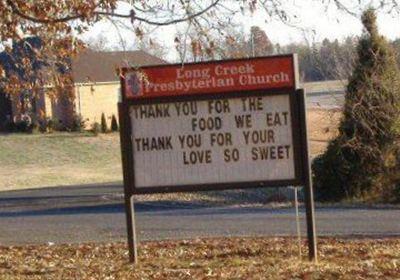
<box><xmin>118</xmin><ymin>54</ymin><xmax>317</xmax><ymax>263</ymax></box>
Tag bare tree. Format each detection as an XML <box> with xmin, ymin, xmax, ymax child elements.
<box><xmin>1</xmin><ymin>0</ymin><xmax>399</xmax><ymax>100</ymax></box>
<box><xmin>137</xmin><ymin>38</ymin><xmax>168</xmax><ymax>60</ymax></box>
<box><xmin>250</xmin><ymin>26</ymin><xmax>274</xmax><ymax>57</ymax></box>
<box><xmin>86</xmin><ymin>34</ymin><xmax>113</xmax><ymax>51</ymax></box>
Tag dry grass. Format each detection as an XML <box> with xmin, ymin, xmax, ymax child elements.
<box><xmin>307</xmin><ymin>108</ymin><xmax>341</xmax><ymax>155</ymax></box>
<box><xmin>0</xmin><ymin>109</ymin><xmax>341</xmax><ymax>191</ymax></box>
<box><xmin>0</xmin><ymin>237</ymin><xmax>399</xmax><ymax>279</ymax></box>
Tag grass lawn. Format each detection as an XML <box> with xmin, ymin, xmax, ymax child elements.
<box><xmin>0</xmin><ymin>237</ymin><xmax>399</xmax><ymax>279</ymax></box>
<box><xmin>0</xmin><ymin>109</ymin><xmax>341</xmax><ymax>191</ymax></box>
<box><xmin>0</xmin><ymin>133</ymin><xmax>122</xmax><ymax>191</ymax></box>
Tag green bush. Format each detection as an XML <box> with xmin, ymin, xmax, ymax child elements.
<box><xmin>37</xmin><ymin>119</ymin><xmax>47</xmax><ymax>133</ymax></box>
<box><xmin>46</xmin><ymin>118</ymin><xmax>65</xmax><ymax>132</ymax></box>
<box><xmin>30</xmin><ymin>121</ymin><xmax>40</xmax><ymax>134</ymax></box>
<box><xmin>313</xmin><ymin>9</ymin><xmax>400</xmax><ymax>202</ymax></box>
<box><xmin>101</xmin><ymin>113</ymin><xmax>108</xmax><ymax>133</ymax></box>
<box><xmin>91</xmin><ymin>122</ymin><xmax>101</xmax><ymax>136</ymax></box>
<box><xmin>13</xmin><ymin>120</ymin><xmax>33</xmax><ymax>133</ymax></box>
<box><xmin>5</xmin><ymin>117</ymin><xmax>64</xmax><ymax>134</ymax></box>
<box><xmin>71</xmin><ymin>114</ymin><xmax>86</xmax><ymax>132</ymax></box>
<box><xmin>4</xmin><ymin>120</ymin><xmax>15</xmax><ymax>132</ymax></box>
<box><xmin>111</xmin><ymin>114</ymin><xmax>119</xmax><ymax>132</ymax></box>
<box><xmin>46</xmin><ymin>118</ymin><xmax>55</xmax><ymax>132</ymax></box>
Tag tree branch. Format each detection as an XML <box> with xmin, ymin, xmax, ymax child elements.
<box><xmin>6</xmin><ymin>0</ymin><xmax>221</xmax><ymax>26</ymax></box>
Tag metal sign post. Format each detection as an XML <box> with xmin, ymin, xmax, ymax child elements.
<box><xmin>118</xmin><ymin>103</ymin><xmax>138</xmax><ymax>263</ymax></box>
<box><xmin>298</xmin><ymin>89</ymin><xmax>317</xmax><ymax>262</ymax></box>
<box><xmin>128</xmin><ymin>195</ymin><xmax>138</xmax><ymax>263</ymax></box>
<box><xmin>294</xmin><ymin>187</ymin><xmax>302</xmax><ymax>259</ymax></box>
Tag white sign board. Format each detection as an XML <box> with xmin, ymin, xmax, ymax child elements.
<box><xmin>130</xmin><ymin>94</ymin><xmax>295</xmax><ymax>188</ymax></box>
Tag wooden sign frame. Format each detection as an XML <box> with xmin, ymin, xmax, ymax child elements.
<box><xmin>120</xmin><ymin>89</ymin><xmax>303</xmax><ymax>195</ymax></box>
<box><xmin>118</xmin><ymin>55</ymin><xmax>317</xmax><ymax>264</ymax></box>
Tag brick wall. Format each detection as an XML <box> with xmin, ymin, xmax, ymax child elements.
<box><xmin>42</xmin><ymin>87</ymin><xmax>75</xmax><ymax>129</ymax></box>
<box><xmin>75</xmin><ymin>82</ymin><xmax>120</xmax><ymax>128</ymax></box>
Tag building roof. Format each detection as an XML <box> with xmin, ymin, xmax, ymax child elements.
<box><xmin>71</xmin><ymin>50</ymin><xmax>167</xmax><ymax>84</ymax></box>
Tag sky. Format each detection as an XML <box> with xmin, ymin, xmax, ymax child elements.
<box><xmin>80</xmin><ymin>0</ymin><xmax>400</xmax><ymax>61</ymax></box>
<box><xmin>252</xmin><ymin>0</ymin><xmax>400</xmax><ymax>44</ymax></box>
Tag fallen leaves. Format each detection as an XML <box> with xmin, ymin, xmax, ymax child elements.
<box><xmin>0</xmin><ymin>237</ymin><xmax>399</xmax><ymax>279</ymax></box>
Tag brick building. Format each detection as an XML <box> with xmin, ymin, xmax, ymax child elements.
<box><xmin>0</xmin><ymin>49</ymin><xmax>166</xmax><ymax>131</ymax></box>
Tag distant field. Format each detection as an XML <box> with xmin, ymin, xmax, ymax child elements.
<box><xmin>0</xmin><ymin>109</ymin><xmax>341</xmax><ymax>191</ymax></box>
<box><xmin>302</xmin><ymin>80</ymin><xmax>347</xmax><ymax>94</ymax></box>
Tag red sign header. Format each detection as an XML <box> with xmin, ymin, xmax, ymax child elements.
<box><xmin>122</xmin><ymin>55</ymin><xmax>297</xmax><ymax>99</ymax></box>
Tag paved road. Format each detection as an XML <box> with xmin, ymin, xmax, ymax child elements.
<box><xmin>0</xmin><ymin>184</ymin><xmax>399</xmax><ymax>245</ymax></box>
